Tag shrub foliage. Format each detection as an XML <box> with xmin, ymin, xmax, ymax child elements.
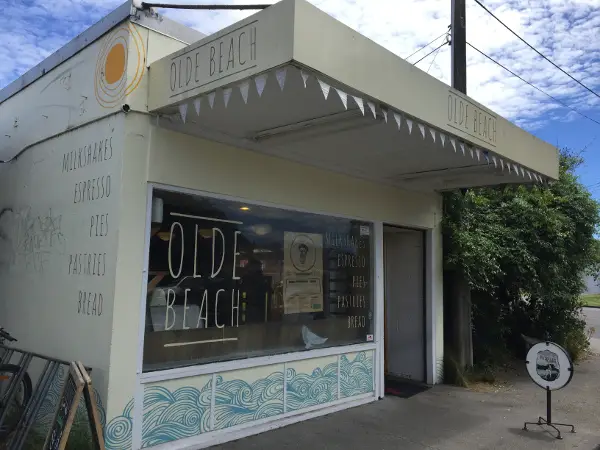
<box><xmin>443</xmin><ymin>150</ymin><xmax>600</xmax><ymax>364</ymax></box>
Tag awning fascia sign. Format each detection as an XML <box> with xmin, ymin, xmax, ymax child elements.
<box><xmin>147</xmin><ymin>0</ymin><xmax>558</xmax><ymax>180</ymax></box>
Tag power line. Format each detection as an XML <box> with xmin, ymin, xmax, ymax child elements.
<box><xmin>404</xmin><ymin>29</ymin><xmax>449</xmax><ymax>62</ymax></box>
<box><xmin>467</xmin><ymin>42</ymin><xmax>600</xmax><ymax>127</ymax></box>
<box><xmin>413</xmin><ymin>41</ymin><xmax>449</xmax><ymax>66</ymax></box>
<box><xmin>472</xmin><ymin>0</ymin><xmax>600</xmax><ymax>102</ymax></box>
<box><xmin>426</xmin><ymin>44</ymin><xmax>445</xmax><ymax>74</ymax></box>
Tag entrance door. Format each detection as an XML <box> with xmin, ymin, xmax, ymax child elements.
<box><xmin>384</xmin><ymin>228</ymin><xmax>425</xmax><ymax>382</ymax></box>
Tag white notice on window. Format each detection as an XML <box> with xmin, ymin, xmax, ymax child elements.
<box><xmin>283</xmin><ymin>232</ymin><xmax>323</xmax><ymax>314</ymax></box>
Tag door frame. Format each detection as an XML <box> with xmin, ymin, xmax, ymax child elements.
<box><xmin>382</xmin><ymin>225</ymin><xmax>428</xmax><ymax>384</ymax></box>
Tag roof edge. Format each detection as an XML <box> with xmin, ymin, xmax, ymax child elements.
<box><xmin>0</xmin><ymin>2</ymin><xmax>206</xmax><ymax>105</ymax></box>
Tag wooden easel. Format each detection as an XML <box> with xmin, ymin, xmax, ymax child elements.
<box><xmin>44</xmin><ymin>362</ymin><xmax>105</xmax><ymax>450</ymax></box>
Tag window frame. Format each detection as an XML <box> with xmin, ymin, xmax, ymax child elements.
<box><xmin>137</xmin><ymin>183</ymin><xmax>380</xmax><ymax>380</ymax></box>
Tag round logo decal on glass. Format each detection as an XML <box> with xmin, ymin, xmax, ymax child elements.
<box><xmin>290</xmin><ymin>234</ymin><xmax>317</xmax><ymax>272</ymax></box>
<box><xmin>525</xmin><ymin>342</ymin><xmax>573</xmax><ymax>391</ymax></box>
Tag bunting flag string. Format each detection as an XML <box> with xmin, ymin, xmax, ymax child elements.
<box><xmin>276</xmin><ymin>67</ymin><xmax>287</xmax><ymax>90</ymax></box>
<box><xmin>335</xmin><ymin>88</ymin><xmax>347</xmax><ymax>109</ymax></box>
<box><xmin>254</xmin><ymin>74</ymin><xmax>268</xmax><ymax>97</ymax></box>
<box><xmin>223</xmin><ymin>88</ymin><xmax>233</xmax><ymax>107</ymax></box>
<box><xmin>169</xmin><ymin>64</ymin><xmax>542</xmax><ymax>187</ymax></box>
<box><xmin>208</xmin><ymin>91</ymin><xmax>216</xmax><ymax>109</ymax></box>
<box><xmin>367</xmin><ymin>101</ymin><xmax>377</xmax><ymax>119</ymax></box>
<box><xmin>178</xmin><ymin>103</ymin><xmax>188</xmax><ymax>123</ymax></box>
<box><xmin>353</xmin><ymin>96</ymin><xmax>365</xmax><ymax>115</ymax></box>
<box><xmin>238</xmin><ymin>81</ymin><xmax>250</xmax><ymax>104</ymax></box>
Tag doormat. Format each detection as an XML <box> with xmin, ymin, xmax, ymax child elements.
<box><xmin>384</xmin><ymin>378</ymin><xmax>430</xmax><ymax>399</ymax></box>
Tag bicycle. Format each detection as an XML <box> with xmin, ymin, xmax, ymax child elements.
<box><xmin>0</xmin><ymin>328</ymin><xmax>33</xmax><ymax>441</ymax></box>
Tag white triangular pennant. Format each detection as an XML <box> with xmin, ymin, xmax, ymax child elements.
<box><xmin>534</xmin><ymin>173</ymin><xmax>539</xmax><ymax>182</ymax></box>
<box><xmin>382</xmin><ymin>108</ymin><xmax>388</xmax><ymax>123</ymax></box>
<box><xmin>394</xmin><ymin>112</ymin><xmax>402</xmax><ymax>129</ymax></box>
<box><xmin>353</xmin><ymin>96</ymin><xmax>365</xmax><ymax>115</ymax></box>
<box><xmin>440</xmin><ymin>133</ymin><xmax>446</xmax><ymax>147</ymax></box>
<box><xmin>418</xmin><ymin>123</ymin><xmax>425</xmax><ymax>138</ymax></box>
<box><xmin>429</xmin><ymin>128</ymin><xmax>436</xmax><ymax>142</ymax></box>
<box><xmin>514</xmin><ymin>164</ymin><xmax>519</xmax><ymax>174</ymax></box>
<box><xmin>450</xmin><ymin>138</ymin><xmax>456</xmax><ymax>152</ymax></box>
<box><xmin>406</xmin><ymin>118</ymin><xmax>413</xmax><ymax>134</ymax></box>
<box><xmin>475</xmin><ymin>148</ymin><xmax>480</xmax><ymax>161</ymax></box>
<box><xmin>318</xmin><ymin>79</ymin><xmax>331</xmax><ymax>99</ymax></box>
<box><xmin>178</xmin><ymin>103</ymin><xmax>188</xmax><ymax>123</ymax></box>
<box><xmin>527</xmin><ymin>170</ymin><xmax>532</xmax><ymax>180</ymax></box>
<box><xmin>492</xmin><ymin>155</ymin><xmax>497</xmax><ymax>167</ymax></box>
<box><xmin>508</xmin><ymin>163</ymin><xmax>512</xmax><ymax>174</ymax></box>
<box><xmin>254</xmin><ymin>74</ymin><xmax>268</xmax><ymax>97</ymax></box>
<box><xmin>238</xmin><ymin>81</ymin><xmax>250</xmax><ymax>104</ymax></box>
<box><xmin>223</xmin><ymin>87</ymin><xmax>233</xmax><ymax>107</ymax></box>
<box><xmin>208</xmin><ymin>91</ymin><xmax>216</xmax><ymax>108</ymax></box>
<box><xmin>460</xmin><ymin>143</ymin><xmax>466</xmax><ymax>155</ymax></box>
<box><xmin>500</xmin><ymin>159</ymin><xmax>505</xmax><ymax>171</ymax></box>
<box><xmin>469</xmin><ymin>147</ymin><xmax>474</xmax><ymax>158</ymax></box>
<box><xmin>335</xmin><ymin>88</ymin><xmax>347</xmax><ymax>108</ymax></box>
<box><xmin>367</xmin><ymin>101</ymin><xmax>377</xmax><ymax>118</ymax></box>
<box><xmin>300</xmin><ymin>70</ymin><xmax>309</xmax><ymax>88</ymax></box>
<box><xmin>520</xmin><ymin>166</ymin><xmax>525</xmax><ymax>177</ymax></box>
<box><xmin>193</xmin><ymin>98</ymin><xmax>201</xmax><ymax>116</ymax></box>
<box><xmin>276</xmin><ymin>67</ymin><xmax>287</xmax><ymax>90</ymax></box>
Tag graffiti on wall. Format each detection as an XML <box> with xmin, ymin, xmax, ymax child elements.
<box><xmin>0</xmin><ymin>207</ymin><xmax>65</xmax><ymax>274</ymax></box>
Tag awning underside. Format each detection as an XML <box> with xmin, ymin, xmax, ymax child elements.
<box><xmin>153</xmin><ymin>65</ymin><xmax>545</xmax><ymax>192</ymax></box>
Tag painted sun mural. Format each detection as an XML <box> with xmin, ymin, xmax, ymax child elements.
<box><xmin>95</xmin><ymin>23</ymin><xmax>145</xmax><ymax>108</ymax></box>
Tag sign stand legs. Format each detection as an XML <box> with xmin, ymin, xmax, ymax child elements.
<box><xmin>523</xmin><ymin>387</ymin><xmax>575</xmax><ymax>439</ymax></box>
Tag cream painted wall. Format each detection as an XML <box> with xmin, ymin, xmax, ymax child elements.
<box><xmin>0</xmin><ymin>113</ymin><xmax>125</xmax><ymax>413</ymax></box>
<box><xmin>148</xmin><ymin>126</ymin><xmax>441</xmax><ymax>228</ymax></box>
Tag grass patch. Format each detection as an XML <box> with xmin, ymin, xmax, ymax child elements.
<box><xmin>581</xmin><ymin>293</ymin><xmax>600</xmax><ymax>307</ymax></box>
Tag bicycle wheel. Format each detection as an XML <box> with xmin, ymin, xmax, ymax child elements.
<box><xmin>0</xmin><ymin>364</ymin><xmax>33</xmax><ymax>440</ymax></box>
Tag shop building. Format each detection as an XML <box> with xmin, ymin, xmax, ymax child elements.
<box><xmin>0</xmin><ymin>1</ymin><xmax>558</xmax><ymax>449</ymax></box>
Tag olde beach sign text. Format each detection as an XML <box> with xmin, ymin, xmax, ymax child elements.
<box><xmin>447</xmin><ymin>90</ymin><xmax>497</xmax><ymax>147</ymax></box>
<box><xmin>169</xmin><ymin>22</ymin><xmax>258</xmax><ymax>99</ymax></box>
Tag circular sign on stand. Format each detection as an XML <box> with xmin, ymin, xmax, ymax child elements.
<box><xmin>525</xmin><ymin>341</ymin><xmax>573</xmax><ymax>391</ymax></box>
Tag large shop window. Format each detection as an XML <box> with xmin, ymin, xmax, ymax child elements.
<box><xmin>143</xmin><ymin>189</ymin><xmax>374</xmax><ymax>372</ymax></box>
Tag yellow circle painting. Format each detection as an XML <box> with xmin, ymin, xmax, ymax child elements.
<box><xmin>95</xmin><ymin>23</ymin><xmax>145</xmax><ymax>108</ymax></box>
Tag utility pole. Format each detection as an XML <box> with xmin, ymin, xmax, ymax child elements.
<box><xmin>451</xmin><ymin>0</ymin><xmax>467</xmax><ymax>94</ymax></box>
<box><xmin>445</xmin><ymin>0</ymin><xmax>473</xmax><ymax>374</ymax></box>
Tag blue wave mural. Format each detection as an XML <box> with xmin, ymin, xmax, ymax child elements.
<box><xmin>286</xmin><ymin>362</ymin><xmax>338</xmax><ymax>412</ymax></box>
<box><xmin>103</xmin><ymin>351</ymin><xmax>374</xmax><ymax>449</ymax></box>
<box><xmin>213</xmin><ymin>370</ymin><xmax>284</xmax><ymax>430</ymax></box>
<box><xmin>340</xmin><ymin>352</ymin><xmax>374</xmax><ymax>398</ymax></box>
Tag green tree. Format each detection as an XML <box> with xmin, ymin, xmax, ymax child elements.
<box><xmin>443</xmin><ymin>149</ymin><xmax>600</xmax><ymax>364</ymax></box>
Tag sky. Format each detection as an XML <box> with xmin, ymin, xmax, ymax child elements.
<box><xmin>1</xmin><ymin>0</ymin><xmax>600</xmax><ymax>198</ymax></box>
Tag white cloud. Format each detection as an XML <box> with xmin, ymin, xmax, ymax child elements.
<box><xmin>1</xmin><ymin>0</ymin><xmax>600</xmax><ymax>131</ymax></box>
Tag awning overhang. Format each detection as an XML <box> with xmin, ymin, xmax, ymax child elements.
<box><xmin>146</xmin><ymin>0</ymin><xmax>558</xmax><ymax>191</ymax></box>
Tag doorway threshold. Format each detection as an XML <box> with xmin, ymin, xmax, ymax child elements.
<box><xmin>384</xmin><ymin>375</ymin><xmax>431</xmax><ymax>399</ymax></box>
